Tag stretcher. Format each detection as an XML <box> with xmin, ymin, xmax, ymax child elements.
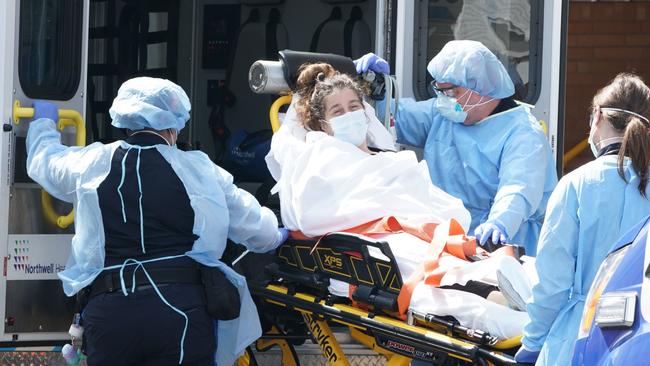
<box><xmin>242</xmin><ymin>52</ymin><xmax>522</xmax><ymax>364</ymax></box>
<box><xmin>240</xmin><ymin>232</ymin><xmax>521</xmax><ymax>366</ymax></box>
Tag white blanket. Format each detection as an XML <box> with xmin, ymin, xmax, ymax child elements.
<box><xmin>266</xmin><ymin>101</ymin><xmax>471</xmax><ymax>236</ymax></box>
<box><xmin>266</xmin><ymin>101</ymin><xmax>397</xmax><ymax>182</ymax></box>
<box><xmin>265</xmin><ymin>101</ymin><xmax>527</xmax><ymax>339</ymax></box>
<box><xmin>326</xmin><ymin>232</ymin><xmax>529</xmax><ymax>339</ymax></box>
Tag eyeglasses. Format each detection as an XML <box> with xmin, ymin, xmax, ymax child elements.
<box><xmin>430</xmin><ymin>80</ymin><xmax>458</xmax><ymax>97</ymax></box>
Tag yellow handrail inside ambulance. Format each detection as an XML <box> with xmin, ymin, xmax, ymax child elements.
<box><xmin>269</xmin><ymin>95</ymin><xmax>292</xmax><ymax>133</ymax></box>
<box><xmin>13</xmin><ymin>100</ymin><xmax>86</xmax><ymax>229</ymax></box>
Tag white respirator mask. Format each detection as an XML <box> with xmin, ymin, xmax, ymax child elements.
<box><xmin>327</xmin><ymin>110</ymin><xmax>369</xmax><ymax>146</ymax></box>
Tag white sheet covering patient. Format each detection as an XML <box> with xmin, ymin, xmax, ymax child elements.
<box><xmin>265</xmin><ymin>63</ymin><xmax>531</xmax><ymax>339</ymax></box>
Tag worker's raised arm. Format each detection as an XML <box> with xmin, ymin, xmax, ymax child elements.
<box><xmin>26</xmin><ymin>101</ymin><xmax>88</xmax><ymax>203</ymax></box>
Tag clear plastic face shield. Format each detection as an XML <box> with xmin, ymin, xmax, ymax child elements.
<box><xmin>588</xmin><ymin>106</ymin><xmax>650</xmax><ymax>157</ymax></box>
<box><xmin>431</xmin><ymin>80</ymin><xmax>460</xmax><ymax>98</ymax></box>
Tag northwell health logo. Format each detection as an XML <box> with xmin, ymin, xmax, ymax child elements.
<box><xmin>11</xmin><ymin>239</ymin><xmax>30</xmax><ymax>272</ymax></box>
<box><xmin>10</xmin><ymin>239</ymin><xmax>65</xmax><ymax>274</ymax></box>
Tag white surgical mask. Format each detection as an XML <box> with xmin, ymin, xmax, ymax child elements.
<box><xmin>435</xmin><ymin>92</ymin><xmax>468</xmax><ymax>123</ymax></box>
<box><xmin>589</xmin><ymin>133</ymin><xmax>623</xmax><ymax>158</ymax></box>
<box><xmin>327</xmin><ymin>110</ymin><xmax>369</xmax><ymax>146</ymax></box>
<box><xmin>587</xmin><ymin>111</ymin><xmax>604</xmax><ymax>157</ymax></box>
<box><xmin>435</xmin><ymin>89</ymin><xmax>492</xmax><ymax>124</ymax></box>
<box><xmin>587</xmin><ymin>126</ymin><xmax>598</xmax><ymax>158</ymax></box>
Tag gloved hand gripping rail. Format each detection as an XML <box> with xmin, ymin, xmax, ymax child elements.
<box><xmin>13</xmin><ymin>100</ymin><xmax>86</xmax><ymax>229</ymax></box>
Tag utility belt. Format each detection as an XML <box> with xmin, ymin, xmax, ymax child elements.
<box><xmin>86</xmin><ymin>261</ymin><xmax>241</xmax><ymax>320</ymax></box>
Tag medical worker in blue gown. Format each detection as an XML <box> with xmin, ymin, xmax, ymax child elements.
<box><xmin>515</xmin><ymin>73</ymin><xmax>650</xmax><ymax>365</ymax></box>
<box><xmin>26</xmin><ymin>77</ymin><xmax>288</xmax><ymax>366</ymax></box>
<box><xmin>355</xmin><ymin>40</ymin><xmax>557</xmax><ymax>255</ymax></box>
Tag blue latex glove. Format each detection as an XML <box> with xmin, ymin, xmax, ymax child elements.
<box><xmin>474</xmin><ymin>222</ymin><xmax>508</xmax><ymax>247</ymax></box>
<box><xmin>33</xmin><ymin>100</ymin><xmax>58</xmax><ymax>122</ymax></box>
<box><xmin>275</xmin><ymin>227</ymin><xmax>290</xmax><ymax>247</ymax></box>
<box><xmin>353</xmin><ymin>53</ymin><xmax>390</xmax><ymax>74</ymax></box>
<box><xmin>514</xmin><ymin>345</ymin><xmax>540</xmax><ymax>364</ymax></box>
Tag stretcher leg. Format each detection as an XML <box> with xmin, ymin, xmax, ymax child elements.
<box><xmin>236</xmin><ymin>347</ymin><xmax>257</xmax><ymax>366</ymax></box>
<box><xmin>302</xmin><ymin>313</ymin><xmax>352</xmax><ymax>366</ymax></box>
<box><xmin>255</xmin><ymin>326</ymin><xmax>299</xmax><ymax>366</ymax></box>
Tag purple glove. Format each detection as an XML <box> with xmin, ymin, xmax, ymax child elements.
<box><xmin>514</xmin><ymin>345</ymin><xmax>540</xmax><ymax>364</ymax></box>
<box><xmin>353</xmin><ymin>53</ymin><xmax>390</xmax><ymax>74</ymax></box>
<box><xmin>474</xmin><ymin>222</ymin><xmax>508</xmax><ymax>247</ymax></box>
<box><xmin>275</xmin><ymin>227</ymin><xmax>290</xmax><ymax>247</ymax></box>
<box><xmin>33</xmin><ymin>100</ymin><xmax>58</xmax><ymax>122</ymax></box>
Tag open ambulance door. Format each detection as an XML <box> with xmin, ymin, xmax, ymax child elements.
<box><xmin>394</xmin><ymin>0</ymin><xmax>568</xmax><ymax>175</ymax></box>
<box><xmin>0</xmin><ymin>0</ymin><xmax>89</xmax><ymax>347</ymax></box>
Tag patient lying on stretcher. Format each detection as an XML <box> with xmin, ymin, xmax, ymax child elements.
<box><xmin>265</xmin><ymin>63</ymin><xmax>535</xmax><ymax>340</ymax></box>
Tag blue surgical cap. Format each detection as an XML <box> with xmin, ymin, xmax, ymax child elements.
<box><xmin>110</xmin><ymin>77</ymin><xmax>191</xmax><ymax>131</ymax></box>
<box><xmin>427</xmin><ymin>40</ymin><xmax>514</xmax><ymax>99</ymax></box>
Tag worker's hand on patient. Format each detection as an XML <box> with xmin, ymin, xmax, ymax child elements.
<box><xmin>353</xmin><ymin>53</ymin><xmax>390</xmax><ymax>75</ymax></box>
<box><xmin>33</xmin><ymin>100</ymin><xmax>58</xmax><ymax>122</ymax></box>
<box><xmin>274</xmin><ymin>227</ymin><xmax>290</xmax><ymax>247</ymax></box>
<box><xmin>474</xmin><ymin>222</ymin><xmax>508</xmax><ymax>247</ymax></box>
<box><xmin>514</xmin><ymin>345</ymin><xmax>540</xmax><ymax>364</ymax></box>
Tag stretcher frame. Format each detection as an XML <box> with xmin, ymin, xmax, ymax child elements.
<box><xmin>243</xmin><ymin>233</ymin><xmax>521</xmax><ymax>365</ymax></box>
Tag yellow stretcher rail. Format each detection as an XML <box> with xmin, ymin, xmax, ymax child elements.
<box><xmin>252</xmin><ymin>284</ymin><xmax>520</xmax><ymax>365</ymax></box>
<box><xmin>13</xmin><ymin>100</ymin><xmax>86</xmax><ymax>229</ymax></box>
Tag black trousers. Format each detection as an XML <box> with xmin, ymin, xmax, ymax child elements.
<box><xmin>82</xmin><ymin>283</ymin><xmax>216</xmax><ymax>366</ymax></box>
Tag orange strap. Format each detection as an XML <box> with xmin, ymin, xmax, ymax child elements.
<box><xmin>396</xmin><ymin>219</ymin><xmax>476</xmax><ymax>317</ymax></box>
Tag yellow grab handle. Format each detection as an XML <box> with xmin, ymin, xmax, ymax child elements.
<box><xmin>13</xmin><ymin>100</ymin><xmax>86</xmax><ymax>229</ymax></box>
<box><xmin>58</xmin><ymin>111</ymin><xmax>87</xmax><ymax>146</ymax></box>
<box><xmin>41</xmin><ymin>191</ymin><xmax>75</xmax><ymax>229</ymax></box>
<box><xmin>14</xmin><ymin>100</ymin><xmax>86</xmax><ymax>144</ymax></box>
<box><xmin>269</xmin><ymin>95</ymin><xmax>292</xmax><ymax>133</ymax></box>
<box><xmin>563</xmin><ymin>138</ymin><xmax>589</xmax><ymax>166</ymax></box>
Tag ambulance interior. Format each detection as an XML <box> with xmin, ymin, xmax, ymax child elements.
<box><xmin>5</xmin><ymin>0</ymin><xmax>547</xmax><ymax>347</ymax></box>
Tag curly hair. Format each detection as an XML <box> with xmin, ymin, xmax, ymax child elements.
<box><xmin>294</xmin><ymin>63</ymin><xmax>366</xmax><ymax>132</ymax></box>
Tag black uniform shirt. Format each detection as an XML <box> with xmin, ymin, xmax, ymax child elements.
<box><xmin>96</xmin><ymin>133</ymin><xmax>198</xmax><ymax>266</ymax></box>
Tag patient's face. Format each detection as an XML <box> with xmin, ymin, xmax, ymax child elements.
<box><xmin>322</xmin><ymin>88</ymin><xmax>364</xmax><ymax>134</ymax></box>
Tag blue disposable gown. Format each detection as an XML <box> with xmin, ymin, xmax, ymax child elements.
<box><xmin>379</xmin><ymin>98</ymin><xmax>557</xmax><ymax>254</ymax></box>
<box><xmin>26</xmin><ymin>118</ymin><xmax>280</xmax><ymax>366</ymax></box>
<box><xmin>522</xmin><ymin>155</ymin><xmax>650</xmax><ymax>365</ymax></box>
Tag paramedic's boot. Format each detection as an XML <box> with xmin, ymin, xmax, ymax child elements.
<box><xmin>496</xmin><ymin>256</ymin><xmax>532</xmax><ymax>311</ymax></box>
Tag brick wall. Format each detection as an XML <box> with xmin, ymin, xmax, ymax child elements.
<box><xmin>564</xmin><ymin>1</ymin><xmax>650</xmax><ymax>172</ymax></box>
